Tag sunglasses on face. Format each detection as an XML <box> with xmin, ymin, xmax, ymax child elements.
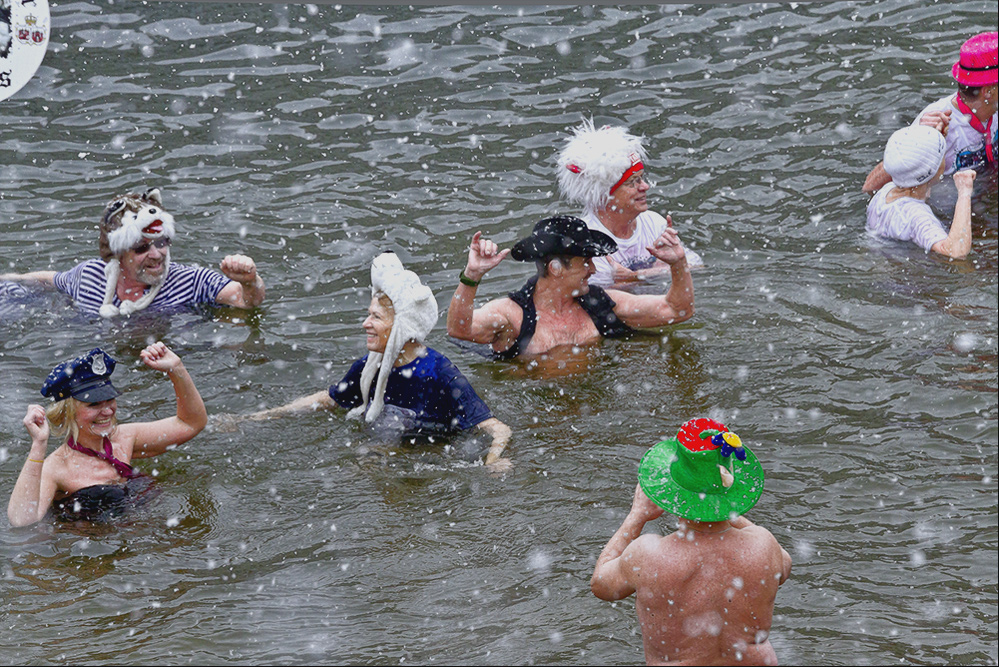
<box><xmin>131</xmin><ymin>237</ymin><xmax>171</xmax><ymax>254</ymax></box>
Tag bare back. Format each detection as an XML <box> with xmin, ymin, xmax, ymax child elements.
<box><xmin>628</xmin><ymin>522</ymin><xmax>790</xmax><ymax>665</ymax></box>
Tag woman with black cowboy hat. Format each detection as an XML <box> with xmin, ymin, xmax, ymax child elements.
<box><xmin>7</xmin><ymin>342</ymin><xmax>207</xmax><ymax>526</ymax></box>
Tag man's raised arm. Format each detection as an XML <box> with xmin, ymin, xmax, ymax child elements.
<box><xmin>591</xmin><ymin>484</ymin><xmax>664</xmax><ymax>601</ymax></box>
<box><xmin>446</xmin><ymin>231</ymin><xmax>514</xmax><ymax>345</ymax></box>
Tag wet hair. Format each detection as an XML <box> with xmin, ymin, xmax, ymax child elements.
<box><xmin>957</xmin><ymin>83</ymin><xmax>985</xmax><ymax>102</ymax></box>
<box><xmin>45</xmin><ymin>398</ymin><xmax>81</xmax><ymax>443</ymax></box>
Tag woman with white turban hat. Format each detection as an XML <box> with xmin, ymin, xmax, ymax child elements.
<box><xmin>237</xmin><ymin>253</ymin><xmax>512</xmax><ymax>469</ymax></box>
<box><xmin>866</xmin><ymin>125</ymin><xmax>978</xmax><ymax>259</ymax></box>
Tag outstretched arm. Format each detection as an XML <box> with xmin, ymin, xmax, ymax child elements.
<box><xmin>931</xmin><ymin>170</ymin><xmax>976</xmax><ymax>260</ymax></box>
<box><xmin>0</xmin><ymin>271</ymin><xmax>57</xmax><ymax>285</ymax></box>
<box><xmin>128</xmin><ymin>342</ymin><xmax>208</xmax><ymax>458</ymax></box>
<box><xmin>476</xmin><ymin>417</ymin><xmax>512</xmax><ymax>469</ymax></box>
<box><xmin>244</xmin><ymin>390</ymin><xmax>337</xmax><ymax>421</ymax></box>
<box><xmin>446</xmin><ymin>232</ymin><xmax>517</xmax><ymax>347</ymax></box>
<box><xmin>591</xmin><ymin>484</ymin><xmax>664</xmax><ymax>601</ymax></box>
<box><xmin>7</xmin><ymin>405</ymin><xmax>59</xmax><ymax>527</ymax></box>
<box><xmin>216</xmin><ymin>255</ymin><xmax>266</xmax><ymax>308</ymax></box>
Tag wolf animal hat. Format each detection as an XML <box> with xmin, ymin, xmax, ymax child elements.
<box><xmin>556</xmin><ymin>119</ymin><xmax>648</xmax><ymax>212</ymax></box>
<box><xmin>96</xmin><ymin>188</ymin><xmax>176</xmax><ymax>318</ymax></box>
<box><xmin>347</xmin><ymin>252</ymin><xmax>438</xmax><ymax>424</ymax></box>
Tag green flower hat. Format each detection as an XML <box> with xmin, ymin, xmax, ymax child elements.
<box><xmin>638</xmin><ymin>418</ymin><xmax>765</xmax><ymax>522</ymax></box>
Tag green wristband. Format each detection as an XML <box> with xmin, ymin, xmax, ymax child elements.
<box><xmin>459</xmin><ymin>270</ymin><xmax>480</xmax><ymax>287</ymax></box>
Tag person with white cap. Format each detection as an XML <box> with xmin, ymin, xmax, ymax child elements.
<box><xmin>0</xmin><ymin>187</ymin><xmax>265</xmax><ymax>318</ymax></box>
<box><xmin>239</xmin><ymin>252</ymin><xmax>512</xmax><ymax>470</ymax></box>
<box><xmin>590</xmin><ymin>418</ymin><xmax>791</xmax><ymax>666</ymax></box>
<box><xmin>863</xmin><ymin>31</ymin><xmax>997</xmax><ymax>194</ymax></box>
<box><xmin>8</xmin><ymin>342</ymin><xmax>207</xmax><ymax>527</ymax></box>
<box><xmin>556</xmin><ymin>119</ymin><xmax>702</xmax><ymax>287</ymax></box>
<box><xmin>447</xmin><ymin>215</ymin><xmax>694</xmax><ymax>359</ymax></box>
<box><xmin>867</xmin><ymin>125</ymin><xmax>977</xmax><ymax>259</ymax></box>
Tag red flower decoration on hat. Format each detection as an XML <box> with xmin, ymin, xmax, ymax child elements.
<box><xmin>566</xmin><ymin>164</ymin><xmax>582</xmax><ymax>174</ymax></box>
<box><xmin>677</xmin><ymin>417</ymin><xmax>729</xmax><ymax>452</ymax></box>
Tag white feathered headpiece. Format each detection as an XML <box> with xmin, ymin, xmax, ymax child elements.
<box><xmin>556</xmin><ymin>119</ymin><xmax>648</xmax><ymax>212</ymax></box>
<box><xmin>347</xmin><ymin>252</ymin><xmax>439</xmax><ymax>424</ymax></box>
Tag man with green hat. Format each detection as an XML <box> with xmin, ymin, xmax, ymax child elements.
<box><xmin>591</xmin><ymin>418</ymin><xmax>792</xmax><ymax>666</ymax></box>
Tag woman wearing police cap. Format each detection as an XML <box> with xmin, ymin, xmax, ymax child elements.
<box><xmin>7</xmin><ymin>342</ymin><xmax>207</xmax><ymax>526</ymax></box>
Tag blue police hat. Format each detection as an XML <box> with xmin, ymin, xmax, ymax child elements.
<box><xmin>40</xmin><ymin>348</ymin><xmax>120</xmax><ymax>404</ymax></box>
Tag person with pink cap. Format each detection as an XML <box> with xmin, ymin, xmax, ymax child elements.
<box><xmin>866</xmin><ymin>125</ymin><xmax>977</xmax><ymax>259</ymax></box>
<box><xmin>863</xmin><ymin>32</ymin><xmax>997</xmax><ymax>194</ymax></box>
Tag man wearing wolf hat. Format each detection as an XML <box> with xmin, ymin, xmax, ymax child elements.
<box><xmin>1</xmin><ymin>188</ymin><xmax>265</xmax><ymax>317</ymax></box>
<box><xmin>591</xmin><ymin>418</ymin><xmax>791</xmax><ymax>666</ymax></box>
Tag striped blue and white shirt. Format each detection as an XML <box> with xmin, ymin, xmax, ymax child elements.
<box><xmin>53</xmin><ymin>259</ymin><xmax>232</xmax><ymax>317</ymax></box>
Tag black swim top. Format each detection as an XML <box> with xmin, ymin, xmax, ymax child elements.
<box><xmin>495</xmin><ymin>276</ymin><xmax>633</xmax><ymax>360</ymax></box>
<box><xmin>52</xmin><ymin>476</ymin><xmax>155</xmax><ymax>523</ymax></box>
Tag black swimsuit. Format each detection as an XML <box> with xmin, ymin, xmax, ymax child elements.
<box><xmin>495</xmin><ymin>277</ymin><xmax>633</xmax><ymax>360</ymax></box>
<box><xmin>53</xmin><ymin>476</ymin><xmax>155</xmax><ymax>522</ymax></box>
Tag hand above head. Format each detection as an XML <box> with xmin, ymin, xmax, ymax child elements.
<box><xmin>630</xmin><ymin>483</ymin><xmax>665</xmax><ymax>522</ymax></box>
<box><xmin>140</xmin><ymin>341</ymin><xmax>183</xmax><ymax>374</ymax></box>
<box><xmin>464</xmin><ymin>231</ymin><xmax>511</xmax><ymax>282</ymax></box>
<box><xmin>23</xmin><ymin>404</ymin><xmax>49</xmax><ymax>444</ymax></box>
<box><xmin>953</xmin><ymin>169</ymin><xmax>977</xmax><ymax>196</ymax></box>
<box><xmin>919</xmin><ymin>109</ymin><xmax>951</xmax><ymax>137</ymax></box>
<box><xmin>220</xmin><ymin>254</ymin><xmax>259</xmax><ymax>285</ymax></box>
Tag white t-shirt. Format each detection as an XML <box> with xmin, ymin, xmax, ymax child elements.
<box><xmin>866</xmin><ymin>183</ymin><xmax>948</xmax><ymax>252</ymax></box>
<box><xmin>913</xmin><ymin>95</ymin><xmax>996</xmax><ymax>175</ymax></box>
<box><xmin>581</xmin><ymin>210</ymin><xmax>703</xmax><ymax>287</ymax></box>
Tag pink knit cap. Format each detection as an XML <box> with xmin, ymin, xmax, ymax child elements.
<box><xmin>951</xmin><ymin>32</ymin><xmax>998</xmax><ymax>87</ymax></box>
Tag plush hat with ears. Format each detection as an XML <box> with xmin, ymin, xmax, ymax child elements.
<box><xmin>96</xmin><ymin>187</ymin><xmax>176</xmax><ymax>319</ymax></box>
<box><xmin>347</xmin><ymin>252</ymin><xmax>439</xmax><ymax>424</ymax></box>
<box><xmin>556</xmin><ymin>118</ymin><xmax>648</xmax><ymax>212</ymax></box>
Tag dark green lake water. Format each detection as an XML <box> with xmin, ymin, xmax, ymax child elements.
<box><xmin>2</xmin><ymin>2</ymin><xmax>996</xmax><ymax>664</ymax></box>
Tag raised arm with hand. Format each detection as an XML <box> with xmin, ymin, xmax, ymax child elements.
<box><xmin>591</xmin><ymin>484</ymin><xmax>664</xmax><ymax>601</ymax></box>
<box><xmin>931</xmin><ymin>170</ymin><xmax>977</xmax><ymax>259</ymax></box>
<box><xmin>446</xmin><ymin>232</ymin><xmax>515</xmax><ymax>345</ymax></box>
<box><xmin>127</xmin><ymin>342</ymin><xmax>208</xmax><ymax>458</ymax></box>
<box><xmin>7</xmin><ymin>405</ymin><xmax>59</xmax><ymax>527</ymax></box>
<box><xmin>216</xmin><ymin>254</ymin><xmax>266</xmax><ymax>308</ymax></box>
<box><xmin>863</xmin><ymin>111</ymin><xmax>951</xmax><ymax>194</ymax></box>
<box><xmin>609</xmin><ymin>226</ymin><xmax>695</xmax><ymax>329</ymax></box>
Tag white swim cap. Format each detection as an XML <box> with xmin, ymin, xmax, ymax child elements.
<box><xmin>883</xmin><ymin>126</ymin><xmax>946</xmax><ymax>188</ymax></box>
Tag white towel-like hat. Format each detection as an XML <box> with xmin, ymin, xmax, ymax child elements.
<box><xmin>556</xmin><ymin>119</ymin><xmax>648</xmax><ymax>212</ymax></box>
<box><xmin>347</xmin><ymin>252</ymin><xmax>438</xmax><ymax>424</ymax></box>
<box><xmin>883</xmin><ymin>126</ymin><xmax>946</xmax><ymax>188</ymax></box>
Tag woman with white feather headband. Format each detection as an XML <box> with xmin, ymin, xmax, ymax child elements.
<box><xmin>557</xmin><ymin>119</ymin><xmax>703</xmax><ymax>287</ymax></box>
<box><xmin>240</xmin><ymin>252</ymin><xmax>512</xmax><ymax>470</ymax></box>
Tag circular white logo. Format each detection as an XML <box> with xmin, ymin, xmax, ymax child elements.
<box><xmin>0</xmin><ymin>0</ymin><xmax>50</xmax><ymax>102</ymax></box>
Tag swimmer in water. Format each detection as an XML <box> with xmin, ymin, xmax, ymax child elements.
<box><xmin>239</xmin><ymin>252</ymin><xmax>513</xmax><ymax>471</ymax></box>
<box><xmin>7</xmin><ymin>343</ymin><xmax>208</xmax><ymax>526</ymax></box>
<box><xmin>591</xmin><ymin>419</ymin><xmax>791</xmax><ymax>666</ymax></box>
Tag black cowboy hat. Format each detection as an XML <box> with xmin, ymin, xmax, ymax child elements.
<box><xmin>510</xmin><ymin>215</ymin><xmax>617</xmax><ymax>262</ymax></box>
